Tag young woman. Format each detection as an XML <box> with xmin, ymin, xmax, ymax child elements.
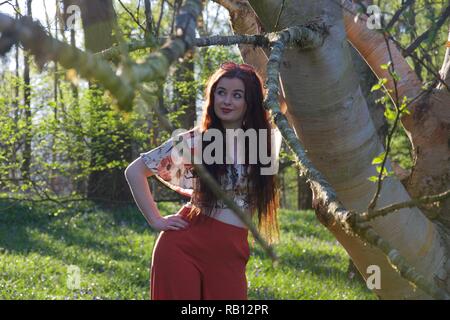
<box><xmin>125</xmin><ymin>61</ymin><xmax>281</xmax><ymax>300</ymax></box>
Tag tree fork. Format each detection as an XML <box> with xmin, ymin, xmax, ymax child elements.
<box><xmin>263</xmin><ymin>20</ymin><xmax>449</xmax><ymax>300</ymax></box>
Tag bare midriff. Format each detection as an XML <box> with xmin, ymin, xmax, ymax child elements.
<box><xmin>210</xmin><ymin>208</ymin><xmax>249</xmax><ymax>229</ymax></box>
<box><xmin>181</xmin><ymin>203</ymin><xmax>249</xmax><ymax>230</ymax></box>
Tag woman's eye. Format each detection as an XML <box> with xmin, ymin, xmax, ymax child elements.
<box><xmin>217</xmin><ymin>90</ymin><xmax>225</xmax><ymax>95</ymax></box>
<box><xmin>234</xmin><ymin>93</ymin><xmax>242</xmax><ymax>99</ymax></box>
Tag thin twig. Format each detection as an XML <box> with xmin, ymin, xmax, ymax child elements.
<box><xmin>403</xmin><ymin>5</ymin><xmax>450</xmax><ymax>57</ymax></box>
<box><xmin>368</xmin><ymin>34</ymin><xmax>402</xmax><ymax>212</ymax></box>
<box><xmin>117</xmin><ymin>0</ymin><xmax>146</xmax><ymax>32</ymax></box>
<box><xmin>155</xmin><ymin>0</ymin><xmax>165</xmax><ymax>37</ymax></box>
<box><xmin>385</xmin><ymin>0</ymin><xmax>416</xmax><ymax>31</ymax></box>
<box><xmin>274</xmin><ymin>0</ymin><xmax>286</xmax><ymax>30</ymax></box>
<box><xmin>359</xmin><ymin>189</ymin><xmax>450</xmax><ymax>222</ymax></box>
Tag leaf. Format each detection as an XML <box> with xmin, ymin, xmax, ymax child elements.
<box><xmin>372</xmin><ymin>152</ymin><xmax>386</xmax><ymax>165</ymax></box>
<box><xmin>371</xmin><ymin>83</ymin><xmax>382</xmax><ymax>92</ymax></box>
<box><xmin>391</xmin><ymin>71</ymin><xmax>400</xmax><ymax>82</ymax></box>
<box><xmin>402</xmin><ymin>108</ymin><xmax>411</xmax><ymax>115</ymax></box>
<box><xmin>384</xmin><ymin>106</ymin><xmax>396</xmax><ymax>121</ymax></box>
<box><xmin>368</xmin><ymin>176</ymin><xmax>379</xmax><ymax>182</ymax></box>
<box><xmin>371</xmin><ymin>78</ymin><xmax>387</xmax><ymax>92</ymax></box>
<box><xmin>380</xmin><ymin>62</ymin><xmax>391</xmax><ymax>70</ymax></box>
<box><xmin>376</xmin><ymin>166</ymin><xmax>389</xmax><ymax>175</ymax></box>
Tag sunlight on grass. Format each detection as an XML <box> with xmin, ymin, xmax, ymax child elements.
<box><xmin>0</xmin><ymin>201</ymin><xmax>376</xmax><ymax>299</ymax></box>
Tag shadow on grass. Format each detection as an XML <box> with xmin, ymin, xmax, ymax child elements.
<box><xmin>251</xmin><ymin>245</ymin><xmax>348</xmax><ymax>280</ymax></box>
<box><xmin>0</xmin><ymin>201</ymin><xmax>156</xmax><ymax>272</ymax></box>
<box><xmin>278</xmin><ymin>209</ymin><xmax>336</xmax><ymax>242</ymax></box>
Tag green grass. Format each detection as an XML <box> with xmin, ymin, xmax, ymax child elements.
<box><xmin>0</xmin><ymin>200</ymin><xmax>376</xmax><ymax>300</ymax></box>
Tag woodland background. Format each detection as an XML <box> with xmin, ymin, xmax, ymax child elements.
<box><xmin>0</xmin><ymin>0</ymin><xmax>448</xmax><ymax>299</ymax></box>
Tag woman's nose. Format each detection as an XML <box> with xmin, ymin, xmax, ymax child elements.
<box><xmin>224</xmin><ymin>94</ymin><xmax>232</xmax><ymax>105</ymax></box>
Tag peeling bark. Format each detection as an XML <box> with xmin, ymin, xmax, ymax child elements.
<box><xmin>342</xmin><ymin>0</ymin><xmax>450</xmax><ymax>242</ymax></box>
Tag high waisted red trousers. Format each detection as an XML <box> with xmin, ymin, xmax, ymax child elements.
<box><xmin>150</xmin><ymin>206</ymin><xmax>250</xmax><ymax>300</ymax></box>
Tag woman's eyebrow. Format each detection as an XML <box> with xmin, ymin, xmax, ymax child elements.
<box><xmin>217</xmin><ymin>86</ymin><xmax>244</xmax><ymax>93</ymax></box>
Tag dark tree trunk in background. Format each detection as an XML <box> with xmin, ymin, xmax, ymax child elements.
<box><xmin>174</xmin><ymin>53</ymin><xmax>197</xmax><ymax>129</ymax></box>
<box><xmin>11</xmin><ymin>0</ymin><xmax>20</xmax><ymax>182</ymax></box>
<box><xmin>21</xmin><ymin>0</ymin><xmax>32</xmax><ymax>182</ymax></box>
<box><xmin>75</xmin><ymin>0</ymin><xmax>133</xmax><ymax>203</ymax></box>
<box><xmin>144</xmin><ymin>0</ymin><xmax>154</xmax><ymax>39</ymax></box>
<box><xmin>297</xmin><ymin>175</ymin><xmax>312</xmax><ymax>210</ymax></box>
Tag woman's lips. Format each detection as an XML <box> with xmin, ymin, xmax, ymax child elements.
<box><xmin>221</xmin><ymin>107</ymin><xmax>233</xmax><ymax>114</ymax></box>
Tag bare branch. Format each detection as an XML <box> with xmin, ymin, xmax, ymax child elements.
<box><xmin>155</xmin><ymin>0</ymin><xmax>166</xmax><ymax>37</ymax></box>
<box><xmin>359</xmin><ymin>190</ymin><xmax>450</xmax><ymax>222</ymax></box>
<box><xmin>129</xmin><ymin>0</ymin><xmax>202</xmax><ymax>84</ymax></box>
<box><xmin>97</xmin><ymin>34</ymin><xmax>270</xmax><ymax>61</ymax></box>
<box><xmin>403</xmin><ymin>5</ymin><xmax>450</xmax><ymax>57</ymax></box>
<box><xmin>385</xmin><ymin>0</ymin><xmax>415</xmax><ymax>31</ymax></box>
<box><xmin>117</xmin><ymin>0</ymin><xmax>146</xmax><ymax>32</ymax></box>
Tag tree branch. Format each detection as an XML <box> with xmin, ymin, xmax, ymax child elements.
<box><xmin>117</xmin><ymin>0</ymin><xmax>146</xmax><ymax>32</ymax></box>
<box><xmin>129</xmin><ymin>0</ymin><xmax>202</xmax><ymax>84</ymax></box>
<box><xmin>98</xmin><ymin>33</ymin><xmax>271</xmax><ymax>62</ymax></box>
<box><xmin>367</xmin><ymin>35</ymin><xmax>402</xmax><ymax>212</ymax></box>
<box><xmin>0</xmin><ymin>13</ymin><xmax>135</xmax><ymax>109</ymax></box>
<box><xmin>403</xmin><ymin>5</ymin><xmax>450</xmax><ymax>57</ymax></box>
<box><xmin>359</xmin><ymin>190</ymin><xmax>450</xmax><ymax>222</ymax></box>
<box><xmin>385</xmin><ymin>0</ymin><xmax>415</xmax><ymax>31</ymax></box>
<box><xmin>262</xmin><ymin>17</ymin><xmax>449</xmax><ymax>300</ymax></box>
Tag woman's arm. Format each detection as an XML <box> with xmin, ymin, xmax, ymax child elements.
<box><xmin>124</xmin><ymin>158</ymin><xmax>189</xmax><ymax>231</ymax></box>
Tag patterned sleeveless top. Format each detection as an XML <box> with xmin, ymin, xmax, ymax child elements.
<box><xmin>140</xmin><ymin>127</ymin><xmax>281</xmax><ymax>211</ymax></box>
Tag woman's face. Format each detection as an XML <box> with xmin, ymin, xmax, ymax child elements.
<box><xmin>213</xmin><ymin>77</ymin><xmax>247</xmax><ymax>129</ymax></box>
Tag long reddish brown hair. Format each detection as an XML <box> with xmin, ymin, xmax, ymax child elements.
<box><xmin>191</xmin><ymin>62</ymin><xmax>280</xmax><ymax>244</ymax></box>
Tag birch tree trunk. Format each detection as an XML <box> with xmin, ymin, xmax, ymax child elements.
<box><xmin>220</xmin><ymin>0</ymin><xmax>449</xmax><ymax>299</ymax></box>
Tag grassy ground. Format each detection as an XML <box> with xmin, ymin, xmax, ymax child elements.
<box><xmin>0</xmin><ymin>200</ymin><xmax>376</xmax><ymax>300</ymax></box>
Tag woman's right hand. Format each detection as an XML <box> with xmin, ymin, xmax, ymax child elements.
<box><xmin>150</xmin><ymin>214</ymin><xmax>190</xmax><ymax>231</ymax></box>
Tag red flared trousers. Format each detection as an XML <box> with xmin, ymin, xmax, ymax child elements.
<box><xmin>150</xmin><ymin>206</ymin><xmax>250</xmax><ymax>300</ymax></box>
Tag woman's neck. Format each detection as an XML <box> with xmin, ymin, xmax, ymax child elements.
<box><xmin>221</xmin><ymin>121</ymin><xmax>243</xmax><ymax>130</ymax></box>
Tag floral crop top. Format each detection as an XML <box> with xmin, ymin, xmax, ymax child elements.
<box><xmin>140</xmin><ymin>127</ymin><xmax>281</xmax><ymax>211</ymax></box>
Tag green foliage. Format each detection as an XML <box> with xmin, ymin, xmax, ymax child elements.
<box><xmin>369</xmin><ymin>60</ymin><xmax>417</xmax><ymax>182</ymax></box>
<box><xmin>0</xmin><ymin>0</ymin><xmax>445</xmax><ymax>298</ymax></box>
<box><xmin>380</xmin><ymin>0</ymin><xmax>448</xmax><ymax>82</ymax></box>
<box><xmin>0</xmin><ymin>70</ymin><xmax>151</xmax><ymax>199</ymax></box>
